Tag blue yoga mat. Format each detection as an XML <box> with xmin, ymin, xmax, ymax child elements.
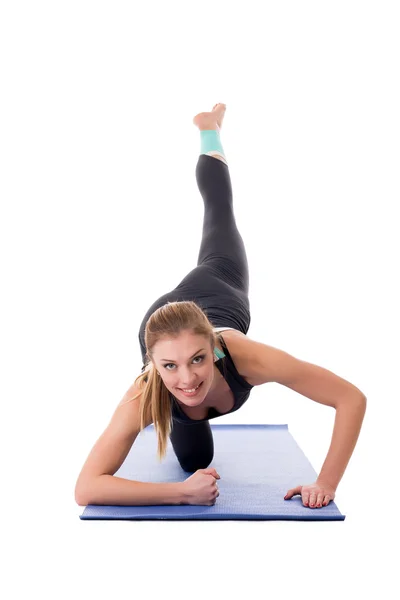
<box><xmin>80</xmin><ymin>424</ymin><xmax>345</xmax><ymax>521</ymax></box>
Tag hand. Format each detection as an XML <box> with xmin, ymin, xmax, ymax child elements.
<box><xmin>284</xmin><ymin>480</ymin><xmax>336</xmax><ymax>508</ymax></box>
<box><xmin>181</xmin><ymin>468</ymin><xmax>221</xmax><ymax>506</ymax></box>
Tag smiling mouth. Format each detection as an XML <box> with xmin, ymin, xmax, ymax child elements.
<box><xmin>178</xmin><ymin>381</ymin><xmax>204</xmax><ymax>395</ymax></box>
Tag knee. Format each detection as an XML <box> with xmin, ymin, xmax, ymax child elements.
<box><xmin>178</xmin><ymin>450</ymin><xmax>214</xmax><ymax>473</ymax></box>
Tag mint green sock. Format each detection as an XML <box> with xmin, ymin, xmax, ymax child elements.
<box><xmin>200</xmin><ymin>129</ymin><xmax>227</xmax><ymax>164</ymax></box>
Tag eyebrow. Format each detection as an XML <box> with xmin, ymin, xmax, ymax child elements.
<box><xmin>160</xmin><ymin>348</ymin><xmax>206</xmax><ymax>363</ymax></box>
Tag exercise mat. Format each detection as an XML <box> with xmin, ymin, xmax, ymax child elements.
<box><xmin>79</xmin><ymin>424</ymin><xmax>345</xmax><ymax>521</ymax></box>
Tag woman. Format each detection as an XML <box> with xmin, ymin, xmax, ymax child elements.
<box><xmin>75</xmin><ymin>104</ymin><xmax>367</xmax><ymax>509</ymax></box>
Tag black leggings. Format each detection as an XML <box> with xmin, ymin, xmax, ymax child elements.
<box><xmin>138</xmin><ymin>154</ymin><xmax>251</xmax><ymax>472</ymax></box>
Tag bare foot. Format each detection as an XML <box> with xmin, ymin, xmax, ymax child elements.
<box><xmin>193</xmin><ymin>103</ymin><xmax>226</xmax><ymax>131</ymax></box>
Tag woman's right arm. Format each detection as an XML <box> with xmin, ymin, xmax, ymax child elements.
<box><xmin>74</xmin><ymin>382</ymin><xmax>184</xmax><ymax>507</ymax></box>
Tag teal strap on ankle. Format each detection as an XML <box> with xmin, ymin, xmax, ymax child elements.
<box><xmin>200</xmin><ymin>129</ymin><xmax>225</xmax><ymax>157</ymax></box>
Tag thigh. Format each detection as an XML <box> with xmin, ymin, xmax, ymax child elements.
<box><xmin>195</xmin><ymin>155</ymin><xmax>249</xmax><ymax>295</ymax></box>
<box><xmin>169</xmin><ymin>418</ymin><xmax>214</xmax><ymax>473</ymax></box>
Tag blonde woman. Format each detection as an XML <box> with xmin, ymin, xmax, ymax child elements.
<box><xmin>75</xmin><ymin>104</ymin><xmax>366</xmax><ymax>510</ymax></box>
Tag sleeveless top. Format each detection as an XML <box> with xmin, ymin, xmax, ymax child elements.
<box><xmin>170</xmin><ymin>327</ymin><xmax>254</xmax><ymax>424</ymax></box>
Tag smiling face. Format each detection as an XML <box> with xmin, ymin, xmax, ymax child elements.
<box><xmin>151</xmin><ymin>330</ymin><xmax>216</xmax><ymax>406</ymax></box>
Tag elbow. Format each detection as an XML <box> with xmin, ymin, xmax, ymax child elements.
<box><xmin>357</xmin><ymin>395</ymin><xmax>367</xmax><ymax>419</ymax></box>
<box><xmin>335</xmin><ymin>393</ymin><xmax>367</xmax><ymax>410</ymax></box>
<box><xmin>75</xmin><ymin>479</ymin><xmax>90</xmax><ymax>506</ymax></box>
<box><xmin>358</xmin><ymin>394</ymin><xmax>367</xmax><ymax>406</ymax></box>
<box><xmin>75</xmin><ymin>475</ymin><xmax>104</xmax><ymax>506</ymax></box>
<box><xmin>75</xmin><ymin>487</ymin><xmax>87</xmax><ymax>507</ymax></box>
<box><xmin>351</xmin><ymin>385</ymin><xmax>367</xmax><ymax>406</ymax></box>
<box><xmin>346</xmin><ymin>393</ymin><xmax>367</xmax><ymax>408</ymax></box>
<box><xmin>75</xmin><ymin>492</ymin><xmax>87</xmax><ymax>507</ymax></box>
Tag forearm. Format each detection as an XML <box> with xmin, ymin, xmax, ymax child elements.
<box><xmin>76</xmin><ymin>475</ymin><xmax>185</xmax><ymax>507</ymax></box>
<box><xmin>317</xmin><ymin>396</ymin><xmax>367</xmax><ymax>490</ymax></box>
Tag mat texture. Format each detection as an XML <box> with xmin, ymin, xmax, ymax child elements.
<box><xmin>80</xmin><ymin>424</ymin><xmax>345</xmax><ymax>521</ymax></box>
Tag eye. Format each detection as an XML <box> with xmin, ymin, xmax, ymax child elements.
<box><xmin>164</xmin><ymin>355</ymin><xmax>205</xmax><ymax>371</ymax></box>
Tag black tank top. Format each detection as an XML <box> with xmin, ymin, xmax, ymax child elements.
<box><xmin>170</xmin><ymin>333</ymin><xmax>254</xmax><ymax>424</ymax></box>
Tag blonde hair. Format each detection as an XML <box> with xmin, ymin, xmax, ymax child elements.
<box><xmin>124</xmin><ymin>301</ymin><xmax>226</xmax><ymax>461</ymax></box>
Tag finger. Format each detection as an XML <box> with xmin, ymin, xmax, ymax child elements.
<box><xmin>205</xmin><ymin>468</ymin><xmax>220</xmax><ymax>479</ymax></box>
<box><xmin>303</xmin><ymin>493</ymin><xmax>310</xmax><ymax>506</ymax></box>
<box><xmin>309</xmin><ymin>493</ymin><xmax>317</xmax><ymax>507</ymax></box>
<box><xmin>285</xmin><ymin>486</ymin><xmax>301</xmax><ymax>499</ymax></box>
<box><xmin>316</xmin><ymin>493</ymin><xmax>325</xmax><ymax>507</ymax></box>
<box><xmin>323</xmin><ymin>495</ymin><xmax>331</xmax><ymax>506</ymax></box>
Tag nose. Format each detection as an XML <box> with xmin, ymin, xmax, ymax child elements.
<box><xmin>179</xmin><ymin>368</ymin><xmax>199</xmax><ymax>388</ymax></box>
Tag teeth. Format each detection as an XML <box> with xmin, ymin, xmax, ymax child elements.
<box><xmin>181</xmin><ymin>384</ymin><xmax>200</xmax><ymax>392</ymax></box>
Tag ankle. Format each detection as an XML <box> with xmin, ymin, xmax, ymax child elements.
<box><xmin>197</xmin><ymin>125</ymin><xmax>219</xmax><ymax>132</ymax></box>
<box><xmin>200</xmin><ymin>130</ymin><xmax>227</xmax><ymax>164</ymax></box>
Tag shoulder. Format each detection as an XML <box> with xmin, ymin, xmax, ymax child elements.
<box><xmin>217</xmin><ymin>330</ymin><xmax>257</xmax><ymax>385</ymax></box>
<box><xmin>220</xmin><ymin>330</ymin><xmax>297</xmax><ymax>387</ymax></box>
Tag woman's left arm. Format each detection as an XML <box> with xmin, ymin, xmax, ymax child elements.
<box><xmin>314</xmin><ymin>397</ymin><xmax>367</xmax><ymax>490</ymax></box>
<box><xmin>238</xmin><ymin>336</ymin><xmax>367</xmax><ymax>506</ymax></box>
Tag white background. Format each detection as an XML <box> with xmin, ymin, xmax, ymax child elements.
<box><xmin>1</xmin><ymin>0</ymin><xmax>398</xmax><ymax>598</ymax></box>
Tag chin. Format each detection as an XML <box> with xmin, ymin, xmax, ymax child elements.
<box><xmin>181</xmin><ymin>397</ymin><xmax>205</xmax><ymax>408</ymax></box>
